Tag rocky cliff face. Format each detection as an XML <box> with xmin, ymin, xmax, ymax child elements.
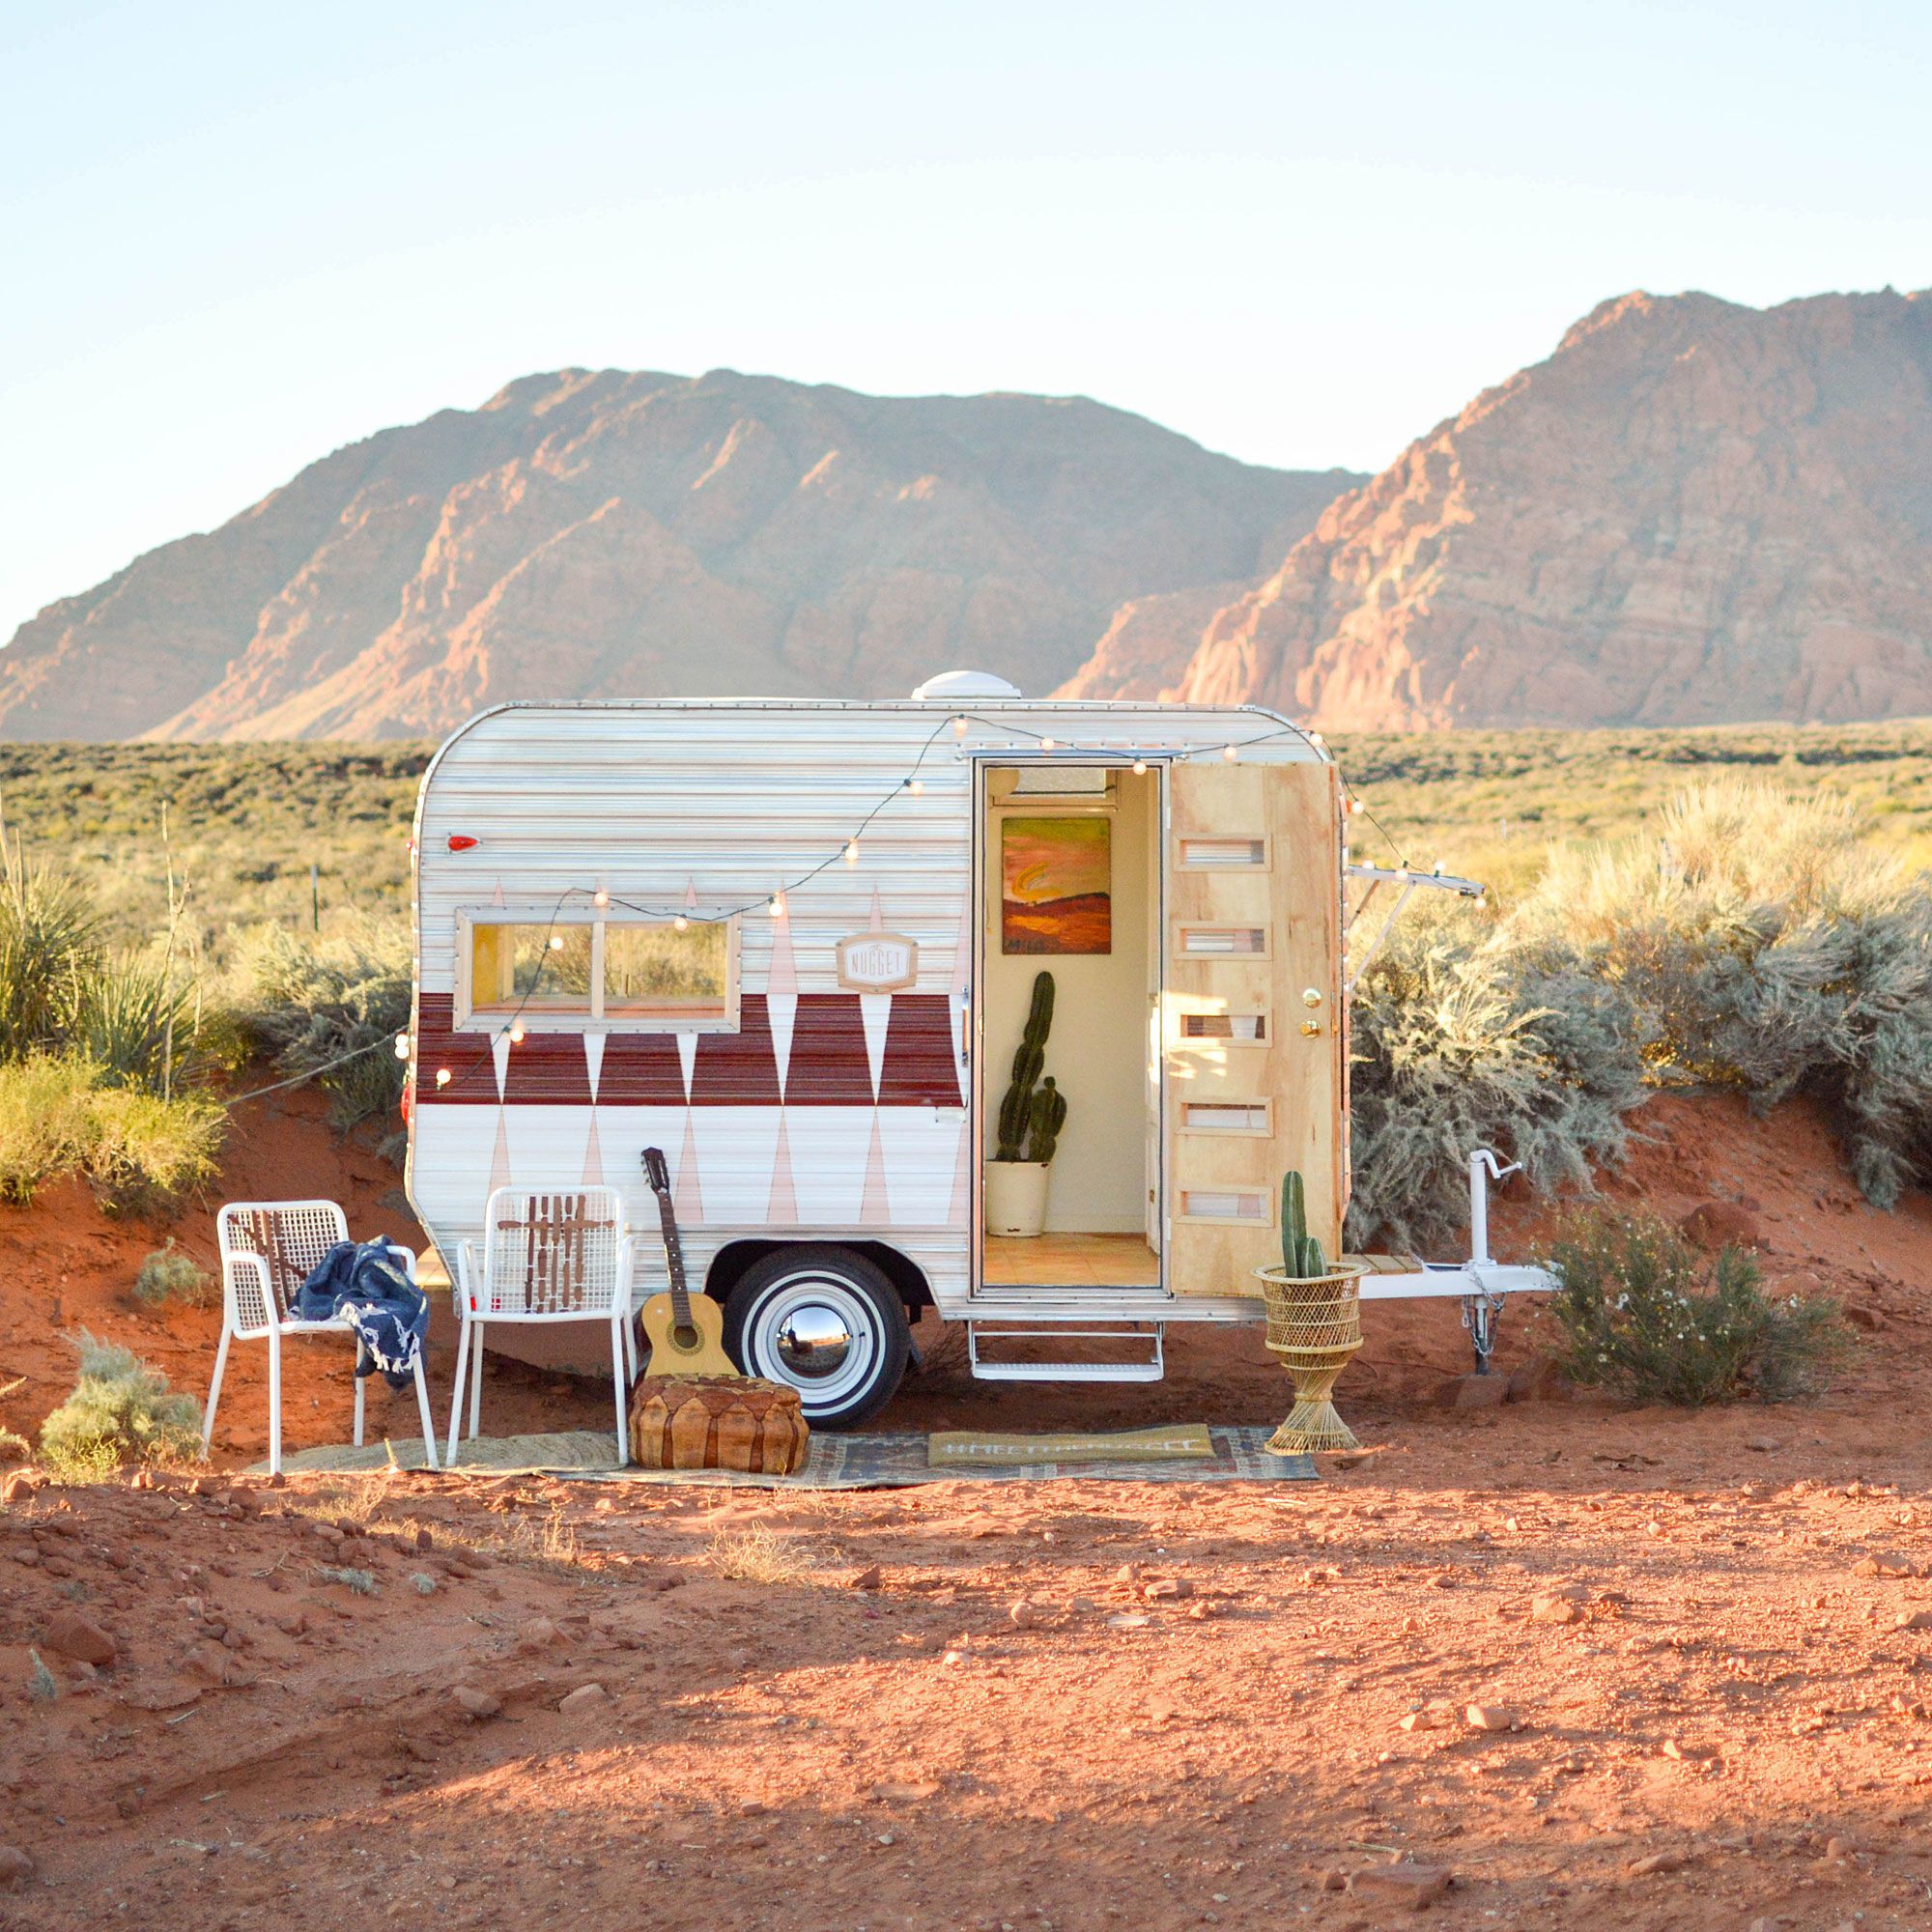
<box><xmin>1065</xmin><ymin>288</ymin><xmax>1932</xmax><ymax>728</ymax></box>
<box><xmin>0</xmin><ymin>370</ymin><xmax>1356</xmax><ymax>741</ymax></box>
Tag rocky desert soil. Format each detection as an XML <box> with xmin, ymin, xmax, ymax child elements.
<box><xmin>3</xmin><ymin>1087</ymin><xmax>1931</xmax><ymax>1929</ymax></box>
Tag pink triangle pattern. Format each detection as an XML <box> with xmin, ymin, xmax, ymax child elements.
<box><xmin>675</xmin><ymin>1109</ymin><xmax>704</xmax><ymax>1224</ymax></box>
<box><xmin>859</xmin><ymin>1109</ymin><xmax>892</xmax><ymax>1227</ymax></box>
<box><xmin>491</xmin><ymin>880</ymin><xmax>506</xmax><ymax>908</ymax></box>
<box><xmin>867</xmin><ymin>887</ymin><xmax>884</xmax><ymax>933</ymax></box>
<box><xmin>767</xmin><ymin>1111</ymin><xmax>799</xmax><ymax>1223</ymax></box>
<box><xmin>768</xmin><ymin>904</ymin><xmax>798</xmax><ymax>996</ymax></box>
<box><xmin>581</xmin><ymin>1110</ymin><xmax>606</xmax><ymax>1187</ymax></box>
<box><xmin>488</xmin><ymin>1107</ymin><xmax>513</xmax><ymax>1198</ymax></box>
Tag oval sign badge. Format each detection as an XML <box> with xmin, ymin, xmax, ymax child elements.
<box><xmin>836</xmin><ymin>931</ymin><xmax>920</xmax><ymax>992</ymax></box>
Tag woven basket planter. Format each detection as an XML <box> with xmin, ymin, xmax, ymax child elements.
<box><xmin>1252</xmin><ymin>1262</ymin><xmax>1368</xmax><ymax>1454</ymax></box>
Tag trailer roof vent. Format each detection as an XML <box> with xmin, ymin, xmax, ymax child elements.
<box><xmin>909</xmin><ymin>669</ymin><xmax>1022</xmax><ymax>701</ymax></box>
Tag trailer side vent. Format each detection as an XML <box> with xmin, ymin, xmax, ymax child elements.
<box><xmin>1178</xmin><ymin>837</ymin><xmax>1267</xmax><ymax>869</ymax></box>
<box><xmin>1179</xmin><ymin>1189</ymin><xmax>1270</xmax><ymax>1224</ymax></box>
<box><xmin>1180</xmin><ymin>1100</ymin><xmax>1270</xmax><ymax>1134</ymax></box>
<box><xmin>1180</xmin><ymin>1012</ymin><xmax>1267</xmax><ymax>1041</ymax></box>
<box><xmin>1177</xmin><ymin>925</ymin><xmax>1269</xmax><ymax>956</ymax></box>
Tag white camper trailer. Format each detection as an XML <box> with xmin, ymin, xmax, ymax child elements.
<box><xmin>404</xmin><ymin>675</ymin><xmax>1548</xmax><ymax>1427</ymax></box>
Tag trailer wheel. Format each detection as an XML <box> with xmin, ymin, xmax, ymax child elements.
<box><xmin>723</xmin><ymin>1246</ymin><xmax>910</xmax><ymax>1430</ymax></box>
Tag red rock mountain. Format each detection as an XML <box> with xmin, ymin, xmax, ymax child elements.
<box><xmin>0</xmin><ymin>371</ymin><xmax>1357</xmax><ymax>741</ymax></box>
<box><xmin>1063</xmin><ymin>288</ymin><xmax>1932</xmax><ymax>727</ymax></box>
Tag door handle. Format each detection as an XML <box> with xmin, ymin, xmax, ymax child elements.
<box><xmin>1300</xmin><ymin>1020</ymin><xmax>1323</xmax><ymax>1037</ymax></box>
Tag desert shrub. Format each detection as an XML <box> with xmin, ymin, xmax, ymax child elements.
<box><xmin>1542</xmin><ymin>1209</ymin><xmax>1848</xmax><ymax>1405</ymax></box>
<box><xmin>69</xmin><ymin>952</ymin><xmax>244</xmax><ymax>1094</ymax></box>
<box><xmin>0</xmin><ymin>843</ymin><xmax>102</xmax><ymax>1060</ymax></box>
<box><xmin>235</xmin><ymin>920</ymin><xmax>412</xmax><ymax>1131</ymax></box>
<box><xmin>132</xmin><ymin>1239</ymin><xmax>213</xmax><ymax>1309</ymax></box>
<box><xmin>1347</xmin><ymin>928</ymin><xmax>1648</xmax><ymax>1252</ymax></box>
<box><xmin>0</xmin><ymin>1054</ymin><xmax>223</xmax><ymax>1210</ymax></box>
<box><xmin>38</xmin><ymin>1329</ymin><xmax>201</xmax><ymax>1477</ymax></box>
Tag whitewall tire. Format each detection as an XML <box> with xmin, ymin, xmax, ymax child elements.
<box><xmin>723</xmin><ymin>1246</ymin><xmax>910</xmax><ymax>1430</ymax></box>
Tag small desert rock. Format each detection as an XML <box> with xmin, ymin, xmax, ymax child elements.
<box><xmin>1465</xmin><ymin>1704</ymin><xmax>1517</xmax><ymax>1732</ymax></box>
<box><xmin>1532</xmin><ymin>1595</ymin><xmax>1582</xmax><ymax>1626</ymax></box>
<box><xmin>1008</xmin><ymin>1598</ymin><xmax>1036</xmax><ymax>1630</ymax></box>
<box><xmin>848</xmin><ymin>1565</ymin><xmax>882</xmax><ymax>1591</ymax></box>
<box><xmin>0</xmin><ymin>1846</ymin><xmax>35</xmax><ymax>1889</ymax></box>
<box><xmin>453</xmin><ymin>1685</ymin><xmax>500</xmax><ymax>1719</ymax></box>
<box><xmin>1347</xmin><ymin>1862</ymin><xmax>1452</xmax><ymax>1908</ymax></box>
<box><xmin>558</xmin><ymin>1683</ymin><xmax>609</xmax><ymax>1716</ymax></box>
<box><xmin>43</xmin><ymin>1609</ymin><xmax>115</xmax><ymax>1666</ymax></box>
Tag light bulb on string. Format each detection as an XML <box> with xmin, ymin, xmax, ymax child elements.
<box><xmin>1039</xmin><ymin>736</ymin><xmax>1056</xmax><ymax>753</ymax></box>
<box><xmin>1222</xmin><ymin>744</ymin><xmax>1238</xmax><ymax>762</ymax></box>
<box><xmin>1131</xmin><ymin>758</ymin><xmax>1148</xmax><ymax>776</ymax></box>
<box><xmin>393</xmin><ymin>1033</ymin><xmax>411</xmax><ymax>1061</ymax></box>
<box><xmin>435</xmin><ymin>1067</ymin><xmax>452</xmax><ymax>1089</ymax></box>
<box><xmin>1308</xmin><ymin>731</ymin><xmax>1326</xmax><ymax>747</ymax></box>
<box><xmin>908</xmin><ymin>779</ymin><xmax>924</xmax><ymax>796</ymax></box>
<box><xmin>844</xmin><ymin>841</ymin><xmax>860</xmax><ymax>866</ymax></box>
<box><xmin>508</xmin><ymin>1023</ymin><xmax>526</xmax><ymax>1045</ymax></box>
<box><xmin>673</xmin><ymin>915</ymin><xmax>689</xmax><ymax>932</ymax></box>
<box><xmin>549</xmin><ymin>934</ymin><xmax>565</xmax><ymax>952</ymax></box>
<box><xmin>769</xmin><ymin>892</ymin><xmax>785</xmax><ymax>919</ymax></box>
<box><xmin>592</xmin><ymin>888</ymin><xmax>610</xmax><ymax>909</ymax></box>
<box><xmin>952</xmin><ymin>716</ymin><xmax>969</xmax><ymax>738</ymax></box>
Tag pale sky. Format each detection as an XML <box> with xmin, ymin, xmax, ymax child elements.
<box><xmin>3</xmin><ymin>0</ymin><xmax>1927</xmax><ymax>642</ymax></box>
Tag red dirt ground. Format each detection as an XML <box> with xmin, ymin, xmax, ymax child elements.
<box><xmin>4</xmin><ymin>1086</ymin><xmax>1932</xmax><ymax>1927</ymax></box>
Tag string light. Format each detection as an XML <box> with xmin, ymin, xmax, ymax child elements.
<box><xmin>393</xmin><ymin>1033</ymin><xmax>411</xmax><ymax>1061</ymax></box>
<box><xmin>673</xmin><ymin>914</ymin><xmax>689</xmax><ymax>931</ymax></box>
<box><xmin>1039</xmin><ymin>736</ymin><xmax>1056</xmax><ymax>752</ymax></box>
<box><xmin>844</xmin><ymin>841</ymin><xmax>860</xmax><ymax>866</ymax></box>
<box><xmin>1222</xmin><ymin>744</ymin><xmax>1238</xmax><ymax>762</ymax></box>
<box><xmin>435</xmin><ymin>1067</ymin><xmax>452</xmax><ymax>1089</ymax></box>
<box><xmin>592</xmin><ymin>888</ymin><xmax>610</xmax><ymax>909</ymax></box>
<box><xmin>952</xmin><ymin>716</ymin><xmax>969</xmax><ymax>737</ymax></box>
<box><xmin>508</xmin><ymin>1023</ymin><xmax>526</xmax><ymax>1044</ymax></box>
<box><xmin>549</xmin><ymin>934</ymin><xmax>565</xmax><ymax>952</ymax></box>
<box><xmin>908</xmin><ymin>779</ymin><xmax>924</xmax><ymax>796</ymax></box>
<box><xmin>769</xmin><ymin>892</ymin><xmax>786</xmax><ymax>918</ymax></box>
<box><xmin>1131</xmin><ymin>758</ymin><xmax>1148</xmax><ymax>776</ymax></box>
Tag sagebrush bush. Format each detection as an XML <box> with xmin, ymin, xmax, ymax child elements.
<box><xmin>0</xmin><ymin>1054</ymin><xmax>222</xmax><ymax>1210</ymax></box>
<box><xmin>1542</xmin><ymin>1210</ymin><xmax>1848</xmax><ymax>1405</ymax></box>
<box><xmin>1346</xmin><ymin>923</ymin><xmax>1648</xmax><ymax>1252</ymax></box>
<box><xmin>132</xmin><ymin>1239</ymin><xmax>213</xmax><ymax>1309</ymax></box>
<box><xmin>235</xmin><ymin>920</ymin><xmax>412</xmax><ymax>1132</ymax></box>
<box><xmin>1504</xmin><ymin>781</ymin><xmax>1932</xmax><ymax>1207</ymax></box>
<box><xmin>39</xmin><ymin>1329</ymin><xmax>201</xmax><ymax>1477</ymax></box>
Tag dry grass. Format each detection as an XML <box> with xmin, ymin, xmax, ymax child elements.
<box><xmin>705</xmin><ymin>1523</ymin><xmax>819</xmax><ymax>1585</ymax></box>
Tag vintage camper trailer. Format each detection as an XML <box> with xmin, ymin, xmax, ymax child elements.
<box><xmin>404</xmin><ymin>674</ymin><xmax>1548</xmax><ymax>1426</ymax></box>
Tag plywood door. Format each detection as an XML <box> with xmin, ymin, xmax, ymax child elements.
<box><xmin>1164</xmin><ymin>761</ymin><xmax>1345</xmax><ymax>1295</ymax></box>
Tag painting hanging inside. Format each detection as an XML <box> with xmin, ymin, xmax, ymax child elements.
<box><xmin>1002</xmin><ymin>815</ymin><xmax>1112</xmax><ymax>954</ymax></box>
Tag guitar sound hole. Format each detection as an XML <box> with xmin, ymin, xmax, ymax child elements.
<box><xmin>776</xmin><ymin>1305</ymin><xmax>853</xmax><ymax>1380</ymax></box>
<box><xmin>672</xmin><ymin>1323</ymin><xmax>700</xmax><ymax>1350</ymax></box>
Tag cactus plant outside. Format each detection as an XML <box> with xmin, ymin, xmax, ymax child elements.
<box><xmin>993</xmin><ymin>971</ymin><xmax>1066</xmax><ymax>1164</ymax></box>
<box><xmin>1279</xmin><ymin>1169</ymin><xmax>1327</xmax><ymax>1278</ymax></box>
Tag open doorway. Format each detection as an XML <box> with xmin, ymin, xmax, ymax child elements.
<box><xmin>978</xmin><ymin>762</ymin><xmax>1162</xmax><ymax>1291</ymax></box>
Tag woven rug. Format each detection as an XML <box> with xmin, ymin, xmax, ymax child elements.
<box><xmin>266</xmin><ymin>1426</ymin><xmax>1316</xmax><ymax>1486</ymax></box>
<box><xmin>927</xmin><ymin>1423</ymin><xmax>1211</xmax><ymax>1467</ymax></box>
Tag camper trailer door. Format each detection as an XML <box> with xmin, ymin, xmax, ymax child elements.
<box><xmin>1163</xmin><ymin>760</ymin><xmax>1345</xmax><ymax>1295</ymax></box>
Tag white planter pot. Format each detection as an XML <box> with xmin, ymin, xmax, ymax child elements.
<box><xmin>984</xmin><ymin>1161</ymin><xmax>1051</xmax><ymax>1238</ymax></box>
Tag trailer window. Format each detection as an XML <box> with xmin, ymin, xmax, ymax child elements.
<box><xmin>603</xmin><ymin>921</ymin><xmax>729</xmax><ymax>1019</ymax></box>
<box><xmin>469</xmin><ymin>923</ymin><xmax>594</xmax><ymax>1011</ymax></box>
<box><xmin>461</xmin><ymin>914</ymin><xmax>738</xmax><ymax>1030</ymax></box>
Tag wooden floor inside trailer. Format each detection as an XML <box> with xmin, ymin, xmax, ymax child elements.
<box><xmin>981</xmin><ymin>1232</ymin><xmax>1161</xmax><ymax>1288</ymax></box>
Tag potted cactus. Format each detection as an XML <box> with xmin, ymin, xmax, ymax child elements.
<box><xmin>1252</xmin><ymin>1170</ymin><xmax>1369</xmax><ymax>1452</ymax></box>
<box><xmin>984</xmin><ymin>971</ymin><xmax>1067</xmax><ymax>1238</ymax></box>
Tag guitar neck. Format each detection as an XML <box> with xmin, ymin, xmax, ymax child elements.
<box><xmin>652</xmin><ymin>1190</ymin><xmax>694</xmax><ymax>1327</ymax></box>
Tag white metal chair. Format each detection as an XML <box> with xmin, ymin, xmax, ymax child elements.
<box><xmin>448</xmin><ymin>1185</ymin><xmax>639</xmax><ymax>1466</ymax></box>
<box><xmin>205</xmin><ymin>1200</ymin><xmax>440</xmax><ymax>1477</ymax></box>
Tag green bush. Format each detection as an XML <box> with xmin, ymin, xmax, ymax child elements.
<box><xmin>1346</xmin><ymin>925</ymin><xmax>1648</xmax><ymax>1252</ymax></box>
<box><xmin>234</xmin><ymin>920</ymin><xmax>411</xmax><ymax>1133</ymax></box>
<box><xmin>1542</xmin><ymin>1210</ymin><xmax>1848</xmax><ymax>1405</ymax></box>
<box><xmin>132</xmin><ymin>1239</ymin><xmax>213</xmax><ymax>1309</ymax></box>
<box><xmin>0</xmin><ymin>1054</ymin><xmax>223</xmax><ymax>1211</ymax></box>
<box><xmin>39</xmin><ymin>1329</ymin><xmax>201</xmax><ymax>1478</ymax></box>
<box><xmin>0</xmin><ymin>844</ymin><xmax>102</xmax><ymax>1060</ymax></box>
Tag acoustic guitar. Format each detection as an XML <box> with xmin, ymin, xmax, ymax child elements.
<box><xmin>638</xmin><ymin>1146</ymin><xmax>738</xmax><ymax>1378</ymax></box>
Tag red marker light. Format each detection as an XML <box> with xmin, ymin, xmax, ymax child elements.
<box><xmin>446</xmin><ymin>835</ymin><xmax>478</xmax><ymax>852</ymax></box>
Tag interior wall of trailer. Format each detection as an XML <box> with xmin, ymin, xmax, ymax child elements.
<box><xmin>982</xmin><ymin>767</ymin><xmax>1155</xmax><ymax>1236</ymax></box>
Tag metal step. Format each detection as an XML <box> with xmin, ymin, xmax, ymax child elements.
<box><xmin>966</xmin><ymin>1320</ymin><xmax>1166</xmax><ymax>1382</ymax></box>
